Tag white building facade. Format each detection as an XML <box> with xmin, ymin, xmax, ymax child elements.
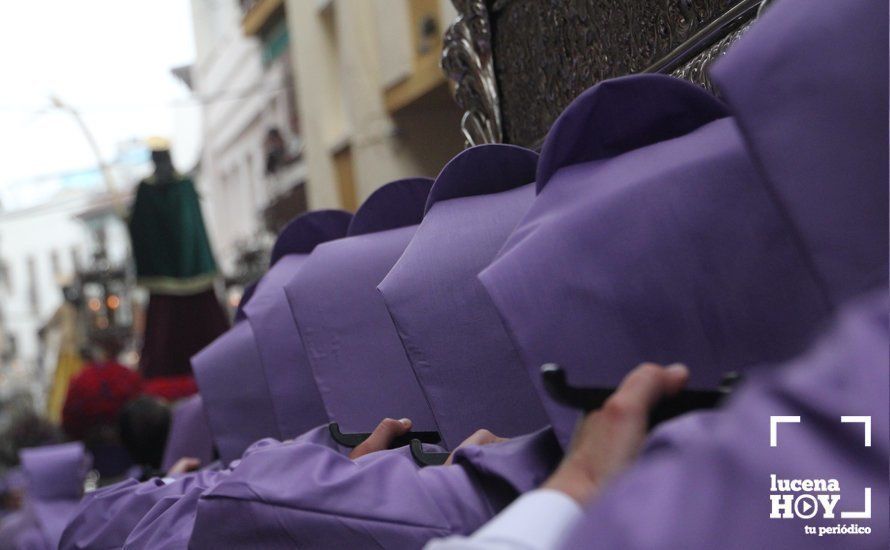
<box><xmin>190</xmin><ymin>0</ymin><xmax>307</xmax><ymax>278</ymax></box>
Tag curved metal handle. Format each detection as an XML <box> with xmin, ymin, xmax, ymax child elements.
<box><xmin>410</xmin><ymin>439</ymin><xmax>451</xmax><ymax>467</ymax></box>
<box><xmin>329</xmin><ymin>422</ymin><xmax>442</xmax><ymax>449</ymax></box>
<box><xmin>540</xmin><ymin>363</ymin><xmax>739</xmax><ymax>426</ymax></box>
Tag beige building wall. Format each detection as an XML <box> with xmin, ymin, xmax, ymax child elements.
<box><xmin>284</xmin><ymin>0</ymin><xmax>464</xmax><ymax>211</ymax></box>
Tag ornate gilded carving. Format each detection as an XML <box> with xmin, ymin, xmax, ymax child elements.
<box><xmin>441</xmin><ymin>0</ymin><xmax>764</xmax><ymax>147</ymax></box>
<box><xmin>441</xmin><ymin>0</ymin><xmax>502</xmax><ymax>146</ymax></box>
<box><xmin>490</xmin><ymin>0</ymin><xmax>748</xmax><ymax>146</ymax></box>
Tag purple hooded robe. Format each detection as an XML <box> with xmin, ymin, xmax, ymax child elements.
<box><xmin>287</xmin><ymin>178</ymin><xmax>437</xmax><ymax>434</ymax></box>
<box><xmin>189</xmin><ymin>149</ymin><xmax>564</xmax><ymax>549</ymax></box>
<box><xmin>125</xmin><ymin>180</ymin><xmax>439</xmax><ymax>548</ymax></box>
<box><xmin>562</xmin><ymin>289</ymin><xmax>888</xmax><ymax>549</ymax></box>
<box><xmin>559</xmin><ymin>0</ymin><xmax>888</xmax><ymax>547</ymax></box>
<box><xmin>480</xmin><ymin>0</ymin><xmax>886</xmax><ymax>452</ymax></box>
<box><xmin>0</xmin><ymin>443</ymin><xmax>90</xmax><ymax>550</ymax></box>
<box><xmin>194</xmin><ymin>210</ymin><xmax>353</xmax><ymax>463</ymax></box>
<box><xmin>58</xmin><ymin>211</ymin><xmax>350</xmax><ymax>550</ymax></box>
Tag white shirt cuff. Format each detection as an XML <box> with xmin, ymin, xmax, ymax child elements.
<box><xmin>425</xmin><ymin>489</ymin><xmax>583</xmax><ymax>550</ymax></box>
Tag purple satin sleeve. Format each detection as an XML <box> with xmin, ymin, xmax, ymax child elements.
<box><xmin>561</xmin><ymin>292</ymin><xmax>889</xmax><ymax>549</ymax></box>
<box><xmin>0</xmin><ymin>508</ymin><xmax>48</xmax><ymax>550</ymax></box>
<box><xmin>191</xmin><ymin>441</ymin><xmax>488</xmax><ymax>549</ymax></box>
<box><xmin>67</xmin><ymin>425</ymin><xmax>327</xmax><ymax>549</ymax></box>
<box><xmin>58</xmin><ymin>468</ymin><xmax>226</xmax><ymax>550</ymax></box>
<box><xmin>189</xmin><ymin>429</ymin><xmax>559</xmax><ymax>548</ymax></box>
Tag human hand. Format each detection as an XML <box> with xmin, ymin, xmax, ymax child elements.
<box><xmin>444</xmin><ymin>428</ymin><xmax>509</xmax><ymax>465</ymax></box>
<box><xmin>167</xmin><ymin>457</ymin><xmax>201</xmax><ymax>475</ymax></box>
<box><xmin>348</xmin><ymin>418</ymin><xmax>413</xmax><ymax>460</ymax></box>
<box><xmin>543</xmin><ymin>363</ymin><xmax>689</xmax><ymax>505</ymax></box>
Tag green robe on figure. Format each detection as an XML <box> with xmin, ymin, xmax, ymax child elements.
<box><xmin>128</xmin><ymin>173</ymin><xmax>229</xmax><ymax>379</ymax></box>
<box><xmin>128</xmin><ymin>175</ymin><xmax>217</xmax><ymax>295</ymax></box>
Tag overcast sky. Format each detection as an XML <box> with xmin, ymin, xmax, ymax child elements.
<box><xmin>0</xmin><ymin>1</ymin><xmax>197</xmax><ymax>206</ymax></box>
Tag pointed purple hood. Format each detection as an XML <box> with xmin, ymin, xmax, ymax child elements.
<box><xmin>287</xmin><ymin>178</ymin><xmax>438</xmax><ymax>433</ymax></box>
<box><xmin>193</xmin><ymin>210</ymin><xmax>351</xmax><ymax>463</ymax></box>
<box><xmin>480</xmin><ymin>74</ymin><xmax>836</xmax><ymax>447</ymax></box>
<box><xmin>379</xmin><ymin>145</ymin><xmax>548</xmax><ymax>449</ymax></box>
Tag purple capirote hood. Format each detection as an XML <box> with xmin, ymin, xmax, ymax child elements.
<box><xmin>479</xmin><ymin>74</ymin><xmax>832</xmax><ymax>448</ymax></box>
<box><xmin>286</xmin><ymin>177</ymin><xmax>436</xmax><ymax>433</ymax></box>
<box><xmin>710</xmin><ymin>0</ymin><xmax>888</xmax><ymax>307</ymax></box>
<box><xmin>192</xmin><ymin>209</ymin><xmax>352</xmax><ymax>463</ymax></box>
<box><xmin>379</xmin><ymin>144</ymin><xmax>549</xmax><ymax>450</ymax></box>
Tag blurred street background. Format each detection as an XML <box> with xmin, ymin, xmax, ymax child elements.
<box><xmin>0</xmin><ymin>0</ymin><xmax>464</xmax><ymax>481</ymax></box>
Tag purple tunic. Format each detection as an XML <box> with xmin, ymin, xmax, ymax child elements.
<box><xmin>243</xmin><ymin>254</ymin><xmax>330</xmax><ymax>440</ymax></box>
<box><xmin>117</xmin><ymin>180</ymin><xmax>439</xmax><ymax>548</ymax></box>
<box><xmin>709</xmin><ymin>0</ymin><xmax>887</xmax><ymax>307</ymax></box>
<box><xmin>192</xmin><ymin>210</ymin><xmax>351</xmax><ymax>463</ymax></box>
<box><xmin>191</xmin><ymin>321</ymin><xmax>275</xmax><ymax>464</ymax></box>
<box><xmin>558</xmin><ymin>4</ymin><xmax>881</xmax><ymax>545</ymax></box>
<box><xmin>562</xmin><ymin>290</ymin><xmax>888</xmax><ymax>549</ymax></box>
<box><xmin>287</xmin><ymin>178</ymin><xmax>438</xmax><ymax>433</ymax></box>
<box><xmin>480</xmin><ymin>76</ymin><xmax>842</xmax><ymax>448</ymax></box>
<box><xmin>2</xmin><ymin>443</ymin><xmax>90</xmax><ymax>550</ymax></box>
<box><xmin>160</xmin><ymin>395</ymin><xmax>214</xmax><ymax>472</ymax></box>
<box><xmin>59</xmin><ymin>211</ymin><xmax>350</xmax><ymax>549</ymax></box>
<box><xmin>481</xmin><ymin>0</ymin><xmax>887</xmax><ymax>450</ymax></box>
<box><xmin>379</xmin><ymin>145</ymin><xmax>548</xmax><ymax>449</ymax></box>
<box><xmin>190</xmin><ymin>157</ymin><xmax>563</xmax><ymax>548</ymax></box>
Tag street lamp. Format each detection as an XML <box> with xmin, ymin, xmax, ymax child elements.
<box><xmin>48</xmin><ymin>95</ymin><xmax>126</xmax><ymax>218</ymax></box>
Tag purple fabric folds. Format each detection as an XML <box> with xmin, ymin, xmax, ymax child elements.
<box><xmin>557</xmin><ymin>4</ymin><xmax>887</xmax><ymax>544</ymax></box>
<box><xmin>192</xmin><ymin>437</ymin><xmax>491</xmax><ymax>549</ymax></box>
<box><xmin>287</xmin><ymin>178</ymin><xmax>437</xmax><ymax>433</ymax></box>
<box><xmin>2</xmin><ymin>443</ymin><xmax>91</xmax><ymax>550</ymax></box>
<box><xmin>562</xmin><ymin>289</ymin><xmax>889</xmax><ymax>549</ymax></box>
<box><xmin>193</xmin><ymin>209</ymin><xmax>351</xmax><ymax>463</ymax></box>
<box><xmin>480</xmin><ymin>75</ymin><xmax>836</xmax><ymax>448</ymax></box>
<box><xmin>191</xmin><ymin>321</ymin><xmax>275</xmax><ymax>465</ymax></box>
<box><xmin>161</xmin><ymin>395</ymin><xmax>214</xmax><ymax>472</ymax></box>
<box><xmin>188</xmin><ymin>170</ymin><xmax>561</xmax><ymax>549</ymax></box>
<box><xmin>709</xmin><ymin>0</ymin><xmax>888</xmax><ymax>306</ymax></box>
<box><xmin>59</xmin><ymin>468</ymin><xmax>226</xmax><ymax>550</ymax></box>
<box><xmin>243</xmin><ymin>254</ymin><xmax>330</xmax><ymax>440</ymax></box>
<box><xmin>379</xmin><ymin>145</ymin><xmax>548</xmax><ymax>449</ymax></box>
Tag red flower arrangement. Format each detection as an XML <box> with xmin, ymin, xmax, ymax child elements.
<box><xmin>61</xmin><ymin>361</ymin><xmax>142</xmax><ymax>440</ymax></box>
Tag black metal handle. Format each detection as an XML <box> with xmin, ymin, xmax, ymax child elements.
<box><xmin>540</xmin><ymin>363</ymin><xmax>739</xmax><ymax>427</ymax></box>
<box><xmin>329</xmin><ymin>422</ymin><xmax>442</xmax><ymax>449</ymax></box>
<box><xmin>409</xmin><ymin>439</ymin><xmax>450</xmax><ymax>467</ymax></box>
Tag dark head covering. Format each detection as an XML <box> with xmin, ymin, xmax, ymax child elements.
<box><xmin>286</xmin><ymin>178</ymin><xmax>436</xmax><ymax>433</ymax></box>
<box><xmin>193</xmin><ymin>210</ymin><xmax>351</xmax><ymax>463</ymax></box>
<box><xmin>348</xmin><ymin>179</ymin><xmax>431</xmax><ymax>236</ymax></box>
<box><xmin>270</xmin><ymin>210</ymin><xmax>353</xmax><ymax>266</ymax></box>
<box><xmin>378</xmin><ymin>145</ymin><xmax>548</xmax><ymax>449</ymax></box>
<box><xmin>480</xmin><ymin>74</ymin><xmax>835</xmax><ymax>447</ymax></box>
